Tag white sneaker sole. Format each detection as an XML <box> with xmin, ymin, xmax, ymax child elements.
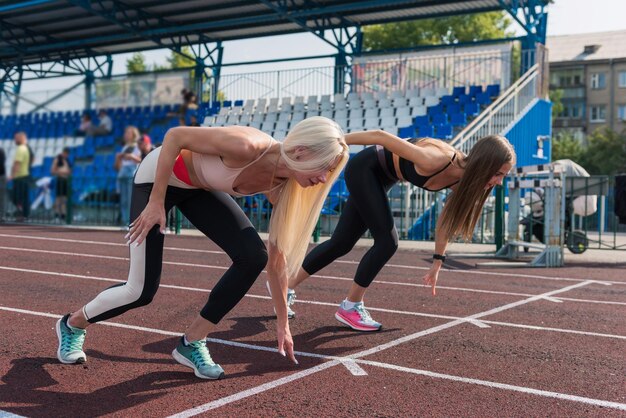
<box><xmin>334</xmin><ymin>312</ymin><xmax>381</xmax><ymax>332</ymax></box>
<box><xmin>55</xmin><ymin>318</ymin><xmax>86</xmax><ymax>364</ymax></box>
<box><xmin>172</xmin><ymin>349</ymin><xmax>224</xmax><ymax>380</ymax></box>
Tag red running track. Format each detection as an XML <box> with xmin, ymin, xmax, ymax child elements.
<box><xmin>0</xmin><ymin>225</ymin><xmax>625</xmax><ymax>417</ymax></box>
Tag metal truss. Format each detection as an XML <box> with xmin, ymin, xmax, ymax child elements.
<box><xmin>501</xmin><ymin>0</ymin><xmax>548</xmax><ymax>45</ymax></box>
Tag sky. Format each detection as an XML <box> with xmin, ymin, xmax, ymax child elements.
<box><xmin>16</xmin><ymin>0</ymin><xmax>626</xmax><ymax>103</ymax></box>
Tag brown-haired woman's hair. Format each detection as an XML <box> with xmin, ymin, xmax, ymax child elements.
<box><xmin>438</xmin><ymin>135</ymin><xmax>516</xmax><ymax>241</ymax></box>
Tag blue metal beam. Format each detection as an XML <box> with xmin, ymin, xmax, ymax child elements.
<box><xmin>0</xmin><ymin>0</ymin><xmax>55</xmax><ymax>13</ymax></box>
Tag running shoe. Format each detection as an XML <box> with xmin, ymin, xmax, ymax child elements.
<box><xmin>172</xmin><ymin>337</ymin><xmax>224</xmax><ymax>380</ymax></box>
<box><xmin>56</xmin><ymin>314</ymin><xmax>87</xmax><ymax>364</ymax></box>
<box><xmin>335</xmin><ymin>301</ymin><xmax>382</xmax><ymax>332</ymax></box>
<box><xmin>265</xmin><ymin>280</ymin><xmax>296</xmax><ymax>319</ymax></box>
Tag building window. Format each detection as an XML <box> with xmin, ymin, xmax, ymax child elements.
<box><xmin>558</xmin><ymin>102</ymin><xmax>584</xmax><ymax>119</ymax></box>
<box><xmin>590</xmin><ymin>105</ymin><xmax>606</xmax><ymax>122</ymax></box>
<box><xmin>619</xmin><ymin>71</ymin><xmax>626</xmax><ymax>88</ymax></box>
<box><xmin>618</xmin><ymin>105</ymin><xmax>626</xmax><ymax>121</ymax></box>
<box><xmin>590</xmin><ymin>73</ymin><xmax>606</xmax><ymax>89</ymax></box>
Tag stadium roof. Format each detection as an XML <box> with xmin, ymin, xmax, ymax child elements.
<box><xmin>1</xmin><ymin>0</ymin><xmax>534</xmax><ymax>66</ymax></box>
<box><xmin>547</xmin><ymin>30</ymin><xmax>626</xmax><ymax>63</ymax></box>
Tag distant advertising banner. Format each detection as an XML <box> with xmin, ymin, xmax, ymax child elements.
<box><xmin>95</xmin><ymin>71</ymin><xmax>189</xmax><ymax>108</ymax></box>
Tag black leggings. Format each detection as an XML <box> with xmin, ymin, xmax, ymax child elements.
<box><xmin>83</xmin><ymin>183</ymin><xmax>267</xmax><ymax>324</ymax></box>
<box><xmin>302</xmin><ymin>147</ymin><xmax>398</xmax><ymax>288</ymax></box>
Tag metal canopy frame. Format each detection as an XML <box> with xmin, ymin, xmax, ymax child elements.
<box><xmin>0</xmin><ymin>0</ymin><xmax>549</xmax><ymax>113</ymax></box>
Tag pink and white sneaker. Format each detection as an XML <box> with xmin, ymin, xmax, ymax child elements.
<box><xmin>334</xmin><ymin>301</ymin><xmax>382</xmax><ymax>332</ymax></box>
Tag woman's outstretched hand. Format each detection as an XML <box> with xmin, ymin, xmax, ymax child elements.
<box><xmin>277</xmin><ymin>323</ymin><xmax>298</xmax><ymax>365</ymax></box>
<box><xmin>421</xmin><ymin>265</ymin><xmax>440</xmax><ymax>296</ymax></box>
<box><xmin>126</xmin><ymin>200</ymin><xmax>166</xmax><ymax>246</ymax></box>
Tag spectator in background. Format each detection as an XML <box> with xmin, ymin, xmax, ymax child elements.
<box><xmin>0</xmin><ymin>146</ymin><xmax>5</xmax><ymax>222</ymax></box>
<box><xmin>10</xmin><ymin>131</ymin><xmax>32</xmax><ymax>221</ymax></box>
<box><xmin>115</xmin><ymin>126</ymin><xmax>142</xmax><ymax>227</ymax></box>
<box><xmin>51</xmin><ymin>147</ymin><xmax>72</xmax><ymax>222</ymax></box>
<box><xmin>89</xmin><ymin>109</ymin><xmax>113</xmax><ymax>136</ymax></box>
<box><xmin>138</xmin><ymin>134</ymin><xmax>155</xmax><ymax>160</ymax></box>
<box><xmin>75</xmin><ymin>114</ymin><xmax>93</xmax><ymax>136</ymax></box>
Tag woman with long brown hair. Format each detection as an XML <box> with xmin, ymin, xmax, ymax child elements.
<box><xmin>283</xmin><ymin>130</ymin><xmax>516</xmax><ymax>331</ymax></box>
<box><xmin>56</xmin><ymin>116</ymin><xmax>349</xmax><ymax>378</ymax></box>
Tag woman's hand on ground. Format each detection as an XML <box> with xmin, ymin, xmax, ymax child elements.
<box><xmin>277</xmin><ymin>323</ymin><xmax>298</xmax><ymax>365</ymax></box>
<box><xmin>126</xmin><ymin>200</ymin><xmax>166</xmax><ymax>246</ymax></box>
<box><xmin>421</xmin><ymin>266</ymin><xmax>440</xmax><ymax>296</ymax></box>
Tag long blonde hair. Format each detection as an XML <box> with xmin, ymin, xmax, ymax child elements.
<box><xmin>269</xmin><ymin>116</ymin><xmax>349</xmax><ymax>278</ymax></box>
<box><xmin>439</xmin><ymin>135</ymin><xmax>516</xmax><ymax>241</ymax></box>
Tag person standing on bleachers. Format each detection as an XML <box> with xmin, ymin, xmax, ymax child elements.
<box><xmin>115</xmin><ymin>126</ymin><xmax>142</xmax><ymax>228</ymax></box>
<box><xmin>10</xmin><ymin>131</ymin><xmax>32</xmax><ymax>221</ymax></box>
<box><xmin>0</xmin><ymin>146</ymin><xmax>5</xmax><ymax>222</ymax></box>
<box><xmin>51</xmin><ymin>147</ymin><xmax>72</xmax><ymax>222</ymax></box>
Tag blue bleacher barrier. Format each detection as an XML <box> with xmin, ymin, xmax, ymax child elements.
<box><xmin>234</xmin><ymin>100</ymin><xmax>244</xmax><ymax>107</ymax></box>
<box><xmin>486</xmin><ymin>84</ymin><xmax>500</xmax><ymax>97</ymax></box>
<box><xmin>452</xmin><ymin>86</ymin><xmax>466</xmax><ymax>97</ymax></box>
<box><xmin>222</xmin><ymin>100</ymin><xmax>232</xmax><ymax>108</ymax></box>
<box><xmin>418</xmin><ymin>125</ymin><xmax>434</xmax><ymax>137</ymax></box>
<box><xmin>469</xmin><ymin>85</ymin><xmax>482</xmax><ymax>97</ymax></box>
<box><xmin>398</xmin><ymin>126</ymin><xmax>415</xmax><ymax>138</ymax></box>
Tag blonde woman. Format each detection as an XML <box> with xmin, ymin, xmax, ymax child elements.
<box><xmin>115</xmin><ymin>125</ymin><xmax>142</xmax><ymax>226</ymax></box>
<box><xmin>285</xmin><ymin>130</ymin><xmax>516</xmax><ymax>331</ymax></box>
<box><xmin>56</xmin><ymin>117</ymin><xmax>349</xmax><ymax>379</ymax></box>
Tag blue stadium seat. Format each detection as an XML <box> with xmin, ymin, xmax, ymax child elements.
<box><xmin>449</xmin><ymin>112</ymin><xmax>467</xmax><ymax>126</ymax></box>
<box><xmin>447</xmin><ymin>103</ymin><xmax>461</xmax><ymax>115</ymax></box>
<box><xmin>427</xmin><ymin>104</ymin><xmax>443</xmax><ymax>116</ymax></box>
<box><xmin>476</xmin><ymin>92</ymin><xmax>491</xmax><ymax>106</ymax></box>
<box><xmin>435</xmin><ymin>124</ymin><xmax>452</xmax><ymax>140</ymax></box>
<box><xmin>468</xmin><ymin>85</ymin><xmax>482</xmax><ymax>97</ymax></box>
<box><xmin>464</xmin><ymin>102</ymin><xmax>479</xmax><ymax>116</ymax></box>
<box><xmin>486</xmin><ymin>84</ymin><xmax>500</xmax><ymax>97</ymax></box>
<box><xmin>440</xmin><ymin>95</ymin><xmax>455</xmax><ymax>106</ymax></box>
<box><xmin>457</xmin><ymin>94</ymin><xmax>472</xmax><ymax>105</ymax></box>
<box><xmin>412</xmin><ymin>115</ymin><xmax>429</xmax><ymax>128</ymax></box>
<box><xmin>452</xmin><ymin>86</ymin><xmax>466</xmax><ymax>97</ymax></box>
<box><xmin>418</xmin><ymin>125</ymin><xmax>434</xmax><ymax>137</ymax></box>
<box><xmin>398</xmin><ymin>126</ymin><xmax>415</xmax><ymax>138</ymax></box>
<box><xmin>432</xmin><ymin>113</ymin><xmax>447</xmax><ymax>125</ymax></box>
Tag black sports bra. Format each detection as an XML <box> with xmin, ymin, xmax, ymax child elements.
<box><xmin>382</xmin><ymin>138</ymin><xmax>460</xmax><ymax>191</ymax></box>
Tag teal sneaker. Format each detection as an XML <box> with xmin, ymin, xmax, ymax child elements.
<box><xmin>172</xmin><ymin>337</ymin><xmax>224</xmax><ymax>380</ymax></box>
<box><xmin>265</xmin><ymin>281</ymin><xmax>296</xmax><ymax>319</ymax></box>
<box><xmin>56</xmin><ymin>314</ymin><xmax>87</xmax><ymax>364</ymax></box>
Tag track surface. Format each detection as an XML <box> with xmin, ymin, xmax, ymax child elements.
<box><xmin>0</xmin><ymin>225</ymin><xmax>625</xmax><ymax>417</ymax></box>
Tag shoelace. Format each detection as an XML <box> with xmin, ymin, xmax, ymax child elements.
<box><xmin>355</xmin><ymin>305</ymin><xmax>374</xmax><ymax>322</ymax></box>
<box><xmin>189</xmin><ymin>340</ymin><xmax>214</xmax><ymax>367</ymax></box>
<box><xmin>63</xmin><ymin>327</ymin><xmax>85</xmax><ymax>351</ymax></box>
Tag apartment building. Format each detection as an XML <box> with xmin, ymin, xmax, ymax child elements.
<box><xmin>547</xmin><ymin>30</ymin><xmax>626</xmax><ymax>139</ymax></box>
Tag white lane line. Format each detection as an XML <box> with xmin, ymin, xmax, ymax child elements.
<box><xmin>1</xmin><ymin>265</ymin><xmax>625</xmax><ymax>341</ymax></box>
<box><xmin>170</xmin><ymin>280</ymin><xmax>615</xmax><ymax>416</ymax></box>
<box><xmin>3</xmin><ymin>304</ymin><xmax>624</xmax><ymax>415</ymax></box>
<box><xmin>1</xmin><ymin>245</ymin><xmax>624</xmax><ymax>306</ymax></box>
<box><xmin>3</xmin><ymin>232</ymin><xmax>625</xmax><ymax>286</ymax></box>
<box><xmin>0</xmin><ymin>411</ymin><xmax>26</xmax><ymax>418</ymax></box>
<box><xmin>542</xmin><ymin>296</ymin><xmax>563</xmax><ymax>303</ymax></box>
<box><xmin>356</xmin><ymin>359</ymin><xmax>626</xmax><ymax>412</ymax></box>
<box><xmin>344</xmin><ymin>280</ymin><xmax>598</xmax><ymax>360</ymax></box>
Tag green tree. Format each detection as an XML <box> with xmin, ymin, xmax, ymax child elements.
<box><xmin>126</xmin><ymin>52</ymin><xmax>147</xmax><ymax>73</ymax></box>
<box><xmin>580</xmin><ymin>128</ymin><xmax>626</xmax><ymax>175</ymax></box>
<box><xmin>362</xmin><ymin>12</ymin><xmax>514</xmax><ymax>50</ymax></box>
<box><xmin>167</xmin><ymin>46</ymin><xmax>196</xmax><ymax>69</ymax></box>
<box><xmin>549</xmin><ymin>89</ymin><xmax>564</xmax><ymax>123</ymax></box>
<box><xmin>552</xmin><ymin>131</ymin><xmax>583</xmax><ymax>163</ymax></box>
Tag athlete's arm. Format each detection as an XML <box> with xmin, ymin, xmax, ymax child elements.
<box><xmin>345</xmin><ymin>130</ymin><xmax>444</xmax><ymax>172</ymax></box>
<box><xmin>266</xmin><ymin>242</ymin><xmax>298</xmax><ymax>364</ymax></box>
